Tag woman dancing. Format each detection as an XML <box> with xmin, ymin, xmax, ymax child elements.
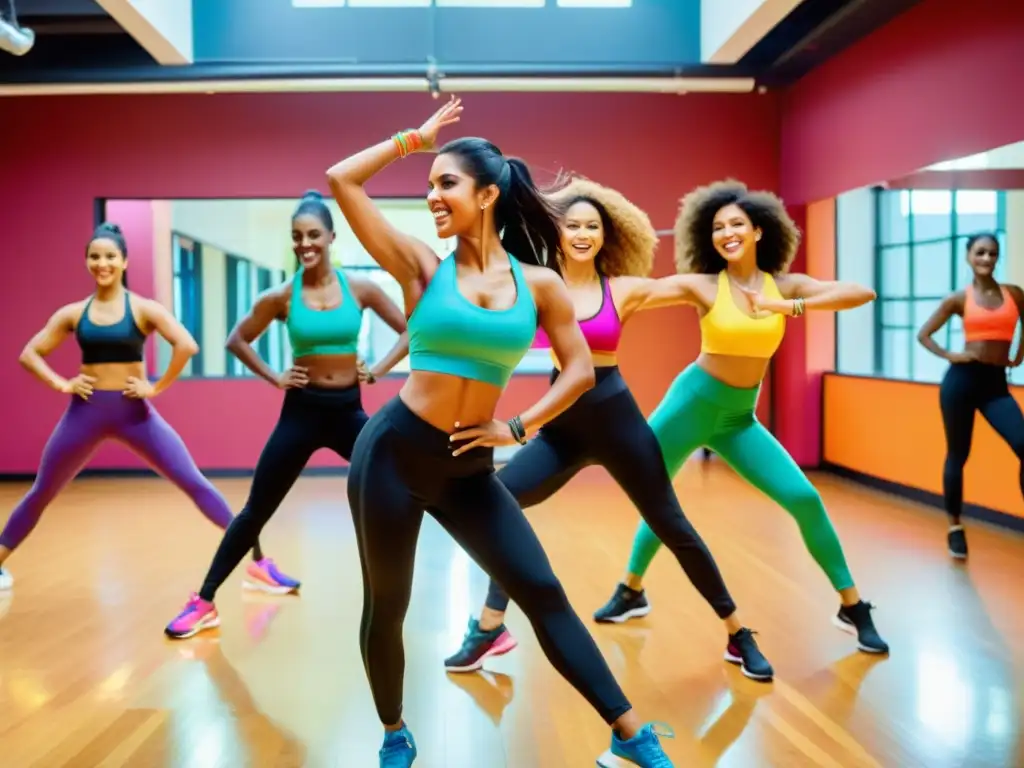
<box><xmin>165</xmin><ymin>191</ymin><xmax>409</xmax><ymax>639</ymax></box>
<box><xmin>443</xmin><ymin>177</ymin><xmax>773</xmax><ymax>682</ymax></box>
<box><xmin>917</xmin><ymin>232</ymin><xmax>1024</xmax><ymax>560</ymax></box>
<box><xmin>597</xmin><ymin>180</ymin><xmax>889</xmax><ymax>655</ymax></box>
<box><xmin>330</xmin><ymin>98</ymin><xmax>673</xmax><ymax>768</ymax></box>
<box><xmin>0</xmin><ymin>223</ymin><xmax>275</xmax><ymax>592</ymax></box>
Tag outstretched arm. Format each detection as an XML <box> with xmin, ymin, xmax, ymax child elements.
<box><xmin>326</xmin><ymin>98</ymin><xmax>463</xmax><ymax>299</ymax></box>
<box><xmin>777</xmin><ymin>274</ymin><xmax>877</xmax><ymax>312</ymax></box>
<box><xmin>613</xmin><ymin>273</ymin><xmax>709</xmax><ymax>320</ymax></box>
<box><xmin>19</xmin><ymin>304</ymin><xmax>79</xmax><ymax>392</ymax></box>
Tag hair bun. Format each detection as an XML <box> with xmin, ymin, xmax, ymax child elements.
<box><xmin>96</xmin><ymin>222</ymin><xmax>122</xmax><ymax>235</ymax></box>
<box><xmin>301</xmin><ymin>189</ymin><xmax>324</xmax><ymax>201</ymax></box>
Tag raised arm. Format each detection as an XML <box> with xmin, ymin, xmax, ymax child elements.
<box><xmin>134</xmin><ymin>298</ymin><xmax>199</xmax><ymax>397</ymax></box>
<box><xmin>612</xmin><ymin>273</ymin><xmax>710</xmax><ymax>320</ymax></box>
<box><xmin>326</xmin><ymin>98</ymin><xmax>463</xmax><ymax>298</ymax></box>
<box><xmin>18</xmin><ymin>303</ymin><xmax>80</xmax><ymax>393</ymax></box>
<box><xmin>917</xmin><ymin>292</ymin><xmax>967</xmax><ymax>362</ymax></box>
<box><xmin>354</xmin><ymin>279</ymin><xmax>410</xmax><ymax>381</ymax></box>
<box><xmin>226</xmin><ymin>287</ymin><xmax>298</xmax><ymax>388</ymax></box>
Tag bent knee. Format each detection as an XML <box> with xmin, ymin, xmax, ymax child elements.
<box><xmin>781</xmin><ymin>484</ymin><xmax>826</xmax><ymax>517</ymax></box>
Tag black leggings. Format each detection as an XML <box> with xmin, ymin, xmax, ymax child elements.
<box><xmin>348</xmin><ymin>395</ymin><xmax>632</xmax><ymax>726</ymax></box>
<box><xmin>198</xmin><ymin>385</ymin><xmax>368</xmax><ymax>602</ymax></box>
<box><xmin>940</xmin><ymin>362</ymin><xmax>1024</xmax><ymax>522</ymax></box>
<box><xmin>484</xmin><ymin>367</ymin><xmax>736</xmax><ymax>619</ymax></box>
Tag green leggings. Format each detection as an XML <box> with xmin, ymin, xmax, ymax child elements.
<box><xmin>626</xmin><ymin>364</ymin><xmax>854</xmax><ymax>591</ymax></box>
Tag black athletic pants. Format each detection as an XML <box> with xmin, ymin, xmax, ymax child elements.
<box><xmin>940</xmin><ymin>362</ymin><xmax>1024</xmax><ymax>522</ymax></box>
<box><xmin>484</xmin><ymin>367</ymin><xmax>737</xmax><ymax>619</ymax></box>
<box><xmin>198</xmin><ymin>385</ymin><xmax>368</xmax><ymax>602</ymax></box>
<box><xmin>347</xmin><ymin>395</ymin><xmax>632</xmax><ymax>726</ymax></box>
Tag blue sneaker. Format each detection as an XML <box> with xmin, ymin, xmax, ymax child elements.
<box><xmin>596</xmin><ymin>722</ymin><xmax>674</xmax><ymax>767</ymax></box>
<box><xmin>379</xmin><ymin>724</ymin><xmax>417</xmax><ymax>767</ymax></box>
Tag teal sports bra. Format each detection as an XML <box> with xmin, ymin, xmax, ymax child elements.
<box><xmin>287</xmin><ymin>267</ymin><xmax>364</xmax><ymax>358</ymax></box>
<box><xmin>408</xmin><ymin>254</ymin><xmax>537</xmax><ymax>387</ymax></box>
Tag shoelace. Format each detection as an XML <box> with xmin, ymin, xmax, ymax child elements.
<box><xmin>734</xmin><ymin>628</ymin><xmax>761</xmax><ymax>652</ymax></box>
<box><xmin>379</xmin><ymin>733</ymin><xmax>414</xmax><ymax>760</ymax></box>
<box><xmin>633</xmin><ymin>723</ymin><xmax>675</xmax><ymax>767</ymax></box>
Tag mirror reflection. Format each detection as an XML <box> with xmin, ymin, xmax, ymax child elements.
<box><xmin>103</xmin><ymin>197</ymin><xmax>554</xmax><ymax>380</ymax></box>
<box><xmin>836</xmin><ymin>139</ymin><xmax>1023</xmax><ymax>383</ymax></box>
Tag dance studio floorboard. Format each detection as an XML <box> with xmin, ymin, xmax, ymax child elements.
<box><xmin>1</xmin><ymin>458</ymin><xmax>1022</xmax><ymax>768</ymax></box>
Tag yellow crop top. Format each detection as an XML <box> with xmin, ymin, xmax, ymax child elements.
<box><xmin>700</xmin><ymin>271</ymin><xmax>786</xmax><ymax>358</ymax></box>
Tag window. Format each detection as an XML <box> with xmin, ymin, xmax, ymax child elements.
<box><xmin>171</xmin><ymin>233</ymin><xmax>204</xmax><ymax>376</ymax></box>
<box><xmin>874</xmin><ymin>188</ymin><xmax>1008</xmax><ymax>383</ymax></box>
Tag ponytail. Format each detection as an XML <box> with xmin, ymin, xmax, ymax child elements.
<box><xmin>497</xmin><ymin>158</ymin><xmax>563</xmax><ymax>274</ymax></box>
<box><xmin>438</xmin><ymin>137</ymin><xmax>564</xmax><ymax>273</ymax></box>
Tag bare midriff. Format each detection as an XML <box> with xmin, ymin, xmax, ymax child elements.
<box><xmin>695</xmin><ymin>352</ymin><xmax>770</xmax><ymax>390</ymax></box>
<box><xmin>81</xmin><ymin>361</ymin><xmax>148</xmax><ymax>391</ymax></box>
<box><xmin>295</xmin><ymin>353</ymin><xmax>361</xmax><ymax>388</ymax></box>
<box><xmin>399</xmin><ymin>372</ymin><xmax>505</xmax><ymax>432</ymax></box>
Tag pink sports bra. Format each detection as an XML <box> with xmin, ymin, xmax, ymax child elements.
<box><xmin>534</xmin><ymin>275</ymin><xmax>622</xmax><ymax>354</ymax></box>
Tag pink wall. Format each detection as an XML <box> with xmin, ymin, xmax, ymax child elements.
<box><xmin>0</xmin><ymin>91</ymin><xmax>779</xmax><ymax>474</ymax></box>
<box><xmin>772</xmin><ymin>0</ymin><xmax>1024</xmax><ymax>467</ymax></box>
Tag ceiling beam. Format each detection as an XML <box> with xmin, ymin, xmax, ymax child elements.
<box><xmin>94</xmin><ymin>0</ymin><xmax>192</xmax><ymax>65</ymax></box>
<box><xmin>0</xmin><ymin>75</ymin><xmax>756</xmax><ymax>97</ymax></box>
<box><xmin>702</xmin><ymin>0</ymin><xmax>806</xmax><ymax>64</ymax></box>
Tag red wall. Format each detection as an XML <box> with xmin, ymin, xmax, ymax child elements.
<box><xmin>781</xmin><ymin>0</ymin><xmax>1024</xmax><ymax>204</ymax></box>
<box><xmin>774</xmin><ymin>0</ymin><xmax>1024</xmax><ymax>467</ymax></box>
<box><xmin>0</xmin><ymin>91</ymin><xmax>779</xmax><ymax>473</ymax></box>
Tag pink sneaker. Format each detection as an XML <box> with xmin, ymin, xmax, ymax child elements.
<box><xmin>243</xmin><ymin>558</ymin><xmax>301</xmax><ymax>595</ymax></box>
<box><xmin>165</xmin><ymin>593</ymin><xmax>220</xmax><ymax>639</ymax></box>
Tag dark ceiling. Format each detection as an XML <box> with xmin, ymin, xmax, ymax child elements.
<box><xmin>2</xmin><ymin>0</ymin><xmax>925</xmax><ymax>88</ymax></box>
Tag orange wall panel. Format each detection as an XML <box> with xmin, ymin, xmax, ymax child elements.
<box><xmin>823</xmin><ymin>374</ymin><xmax>1024</xmax><ymax>519</ymax></box>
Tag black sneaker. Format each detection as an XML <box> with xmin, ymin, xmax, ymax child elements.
<box><xmin>593</xmin><ymin>583</ymin><xmax>651</xmax><ymax>623</ymax></box>
<box><xmin>443</xmin><ymin>617</ymin><xmax>518</xmax><ymax>673</ymax></box>
<box><xmin>833</xmin><ymin>601</ymin><xmax>889</xmax><ymax>654</ymax></box>
<box><xmin>948</xmin><ymin>526</ymin><xmax>968</xmax><ymax>560</ymax></box>
<box><xmin>724</xmin><ymin>628</ymin><xmax>774</xmax><ymax>681</ymax></box>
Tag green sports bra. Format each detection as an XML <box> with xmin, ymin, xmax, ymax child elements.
<box><xmin>286</xmin><ymin>267</ymin><xmax>364</xmax><ymax>358</ymax></box>
<box><xmin>407</xmin><ymin>253</ymin><xmax>537</xmax><ymax>387</ymax></box>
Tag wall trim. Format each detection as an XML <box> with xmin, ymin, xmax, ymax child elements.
<box><xmin>823</xmin><ymin>463</ymin><xmax>1024</xmax><ymax>535</ymax></box>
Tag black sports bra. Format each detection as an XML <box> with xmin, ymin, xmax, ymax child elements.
<box><xmin>75</xmin><ymin>292</ymin><xmax>146</xmax><ymax>364</ymax></box>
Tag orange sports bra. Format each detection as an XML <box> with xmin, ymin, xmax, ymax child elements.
<box><xmin>963</xmin><ymin>286</ymin><xmax>1018</xmax><ymax>343</ymax></box>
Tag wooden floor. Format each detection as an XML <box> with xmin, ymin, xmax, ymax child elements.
<box><xmin>1</xmin><ymin>459</ymin><xmax>1022</xmax><ymax>768</ymax></box>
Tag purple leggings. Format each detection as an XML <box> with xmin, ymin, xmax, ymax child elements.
<box><xmin>0</xmin><ymin>391</ymin><xmax>234</xmax><ymax>551</ymax></box>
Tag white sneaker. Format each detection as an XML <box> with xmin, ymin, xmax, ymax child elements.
<box><xmin>0</xmin><ymin>568</ymin><xmax>13</xmax><ymax>590</ymax></box>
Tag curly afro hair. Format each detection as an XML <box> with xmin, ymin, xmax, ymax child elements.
<box><xmin>674</xmin><ymin>179</ymin><xmax>801</xmax><ymax>276</ymax></box>
<box><xmin>546</xmin><ymin>177</ymin><xmax>657</xmax><ymax>278</ymax></box>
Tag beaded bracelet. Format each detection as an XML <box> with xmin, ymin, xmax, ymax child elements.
<box><xmin>792</xmin><ymin>297</ymin><xmax>806</xmax><ymax>316</ymax></box>
<box><xmin>392</xmin><ymin>129</ymin><xmax>424</xmax><ymax>158</ymax></box>
<box><xmin>508</xmin><ymin>415</ymin><xmax>527</xmax><ymax>445</ymax></box>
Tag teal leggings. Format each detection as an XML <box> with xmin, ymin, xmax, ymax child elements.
<box><xmin>626</xmin><ymin>364</ymin><xmax>854</xmax><ymax>592</ymax></box>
